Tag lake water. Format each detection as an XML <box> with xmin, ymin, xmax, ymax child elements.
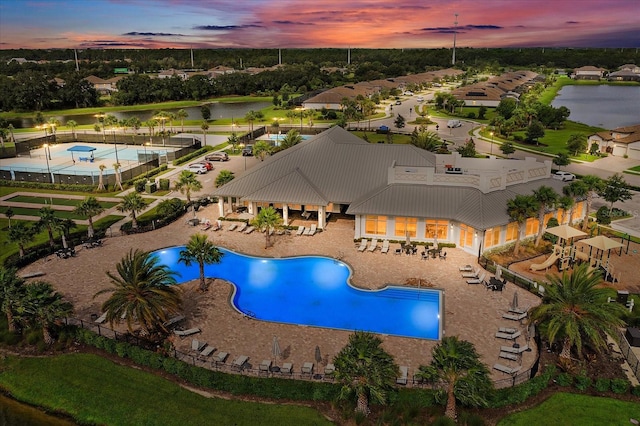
<box><xmin>0</xmin><ymin>393</ymin><xmax>76</xmax><ymax>425</ymax></box>
<box><xmin>551</xmin><ymin>85</ymin><xmax>640</xmax><ymax>129</ymax></box>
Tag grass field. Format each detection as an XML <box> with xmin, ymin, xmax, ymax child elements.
<box><xmin>6</xmin><ymin>195</ymin><xmax>119</xmax><ymax>209</ymax></box>
<box><xmin>497</xmin><ymin>392</ymin><xmax>640</xmax><ymax>426</ymax></box>
<box><xmin>0</xmin><ymin>206</ymin><xmax>87</xmax><ymax>220</ymax></box>
<box><xmin>0</xmin><ymin>353</ymin><xmax>333</xmax><ymax>426</ymax></box>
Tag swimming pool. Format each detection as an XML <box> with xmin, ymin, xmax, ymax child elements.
<box><xmin>152</xmin><ymin>246</ymin><xmax>443</xmax><ymax>340</ymax></box>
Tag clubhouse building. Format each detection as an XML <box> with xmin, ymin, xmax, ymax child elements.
<box><xmin>212</xmin><ymin>126</ymin><xmax>581</xmax><ymax>255</ymax></box>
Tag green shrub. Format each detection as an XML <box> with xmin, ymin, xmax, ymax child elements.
<box><xmin>556</xmin><ymin>372</ymin><xmax>573</xmax><ymax>387</ymax></box>
<box><xmin>159</xmin><ymin>178</ymin><xmax>170</xmax><ymax>190</ymax></box>
<box><xmin>594</xmin><ymin>378</ymin><xmax>610</xmax><ymax>392</ymax></box>
<box><xmin>610</xmin><ymin>378</ymin><xmax>630</xmax><ymax>394</ymax></box>
<box><xmin>596</xmin><ymin>206</ymin><xmax>611</xmax><ymax>225</ymax></box>
<box><xmin>115</xmin><ymin>342</ymin><xmax>128</xmax><ymax>358</ymax></box>
<box><xmin>574</xmin><ymin>373</ymin><xmax>591</xmax><ymax>391</ymax></box>
<box><xmin>25</xmin><ymin>329</ymin><xmax>41</xmax><ymax>345</ymax></box>
<box><xmin>632</xmin><ymin>385</ymin><xmax>640</xmax><ymax>397</ymax></box>
<box><xmin>488</xmin><ymin>365</ymin><xmax>555</xmax><ymax>408</ymax></box>
<box><xmin>134</xmin><ymin>178</ymin><xmax>147</xmax><ymax>192</ymax></box>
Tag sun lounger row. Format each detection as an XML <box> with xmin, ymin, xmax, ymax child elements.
<box><xmin>303</xmin><ymin>224</ymin><xmax>317</xmax><ymax>236</ymax></box>
<box><xmin>356</xmin><ymin>239</ymin><xmax>392</xmax><ymax>253</ymax></box>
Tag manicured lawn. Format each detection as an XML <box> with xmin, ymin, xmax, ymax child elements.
<box><xmin>7</xmin><ymin>195</ymin><xmax>118</xmax><ymax>209</ymax></box>
<box><xmin>0</xmin><ymin>186</ymin><xmax>122</xmax><ymax>198</ymax></box>
<box><xmin>497</xmin><ymin>392</ymin><xmax>640</xmax><ymax>426</ymax></box>
<box><xmin>511</xmin><ymin>120</ymin><xmax>604</xmax><ymax>157</ymax></box>
<box><xmin>0</xmin><ymin>206</ymin><xmax>87</xmax><ymax>220</ymax></box>
<box><xmin>0</xmin><ymin>353</ymin><xmax>333</xmax><ymax>426</ymax></box>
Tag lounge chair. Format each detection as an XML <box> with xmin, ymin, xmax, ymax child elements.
<box><xmin>281</xmin><ymin>362</ymin><xmax>293</xmax><ymax>375</ymax></box>
<box><xmin>200</xmin><ymin>346</ymin><xmax>216</xmax><ymax>358</ymax></box>
<box><xmin>95</xmin><ymin>312</ymin><xmax>108</xmax><ymax>324</ymax></box>
<box><xmin>462</xmin><ymin>268</ymin><xmax>480</xmax><ymax>278</ymax></box>
<box><xmin>301</xmin><ymin>362</ymin><xmax>314</xmax><ymax>376</ymax></box>
<box><xmin>162</xmin><ymin>315</ymin><xmax>185</xmax><ymax>328</ymax></box>
<box><xmin>467</xmin><ymin>272</ymin><xmax>486</xmax><ymax>284</ymax></box>
<box><xmin>493</xmin><ymin>363</ymin><xmax>522</xmax><ymax>375</ymax></box>
<box><xmin>499</xmin><ymin>351</ymin><xmax>519</xmax><ymax>361</ymax></box>
<box><xmin>380</xmin><ymin>240</ymin><xmax>390</xmax><ymax>254</ymax></box>
<box><xmin>296</xmin><ymin>226</ymin><xmax>305</xmax><ymax>236</ymax></box>
<box><xmin>301</xmin><ymin>211</ymin><xmax>311</xmax><ymax>220</ymax></box>
<box><xmin>236</xmin><ymin>222</ymin><xmax>248</xmax><ymax>232</ymax></box>
<box><xmin>498</xmin><ymin>327</ymin><xmax>517</xmax><ymax>334</ymax></box>
<box><xmin>244</xmin><ymin>226</ymin><xmax>255</xmax><ymax>234</ymax></box>
<box><xmin>192</xmin><ymin>339</ymin><xmax>206</xmax><ymax>352</ymax></box>
<box><xmin>396</xmin><ymin>366</ymin><xmax>408</xmax><ymax>385</ymax></box>
<box><xmin>213</xmin><ymin>351</ymin><xmax>228</xmax><ymax>363</ymax></box>
<box><xmin>259</xmin><ymin>359</ymin><xmax>272</xmax><ymax>373</ymax></box>
<box><xmin>500</xmin><ymin>345</ymin><xmax>529</xmax><ymax>354</ymax></box>
<box><xmin>509</xmin><ymin>305</ymin><xmax>529</xmax><ymax>315</ymax></box>
<box><xmin>502</xmin><ymin>312</ymin><xmax>527</xmax><ymax>321</ymax></box>
<box><xmin>232</xmin><ymin>355</ymin><xmax>249</xmax><ymax>370</ymax></box>
<box><xmin>459</xmin><ymin>264</ymin><xmax>473</xmax><ymax>272</ymax></box>
<box><xmin>367</xmin><ymin>238</ymin><xmax>379</xmax><ymax>252</ymax></box>
<box><xmin>495</xmin><ymin>331</ymin><xmax>522</xmax><ymax>340</ymax></box>
<box><xmin>304</xmin><ymin>224</ymin><xmax>317</xmax><ymax>236</ymax></box>
<box><xmin>324</xmin><ymin>363</ymin><xmax>335</xmax><ymax>375</ymax></box>
<box><xmin>227</xmin><ymin>223</ymin><xmax>238</xmax><ymax>231</ymax></box>
<box><xmin>174</xmin><ymin>327</ymin><xmax>201</xmax><ymax>337</ymax></box>
<box><xmin>357</xmin><ymin>239</ymin><xmax>368</xmax><ymax>252</ymax></box>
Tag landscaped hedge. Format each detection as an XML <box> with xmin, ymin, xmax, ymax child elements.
<box><xmin>487</xmin><ymin>365</ymin><xmax>556</xmax><ymax>408</ymax></box>
<box><xmin>173</xmin><ymin>146</ymin><xmax>215</xmax><ymax>166</ymax></box>
<box><xmin>0</xmin><ymin>179</ymin><xmax>95</xmax><ymax>193</ymax></box>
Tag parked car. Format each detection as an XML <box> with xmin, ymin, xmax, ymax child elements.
<box><xmin>552</xmin><ymin>171</ymin><xmax>575</xmax><ymax>181</ymax></box>
<box><xmin>395</xmin><ymin>100</ymin><xmax>402</xmax><ymax>105</ymax></box>
<box><xmin>188</xmin><ymin>164</ymin><xmax>208</xmax><ymax>174</ymax></box>
<box><xmin>196</xmin><ymin>161</ymin><xmax>213</xmax><ymax>171</ymax></box>
<box><xmin>416</xmin><ymin>96</ymin><xmax>425</xmax><ymax>102</ymax></box>
<box><xmin>242</xmin><ymin>145</ymin><xmax>254</xmax><ymax>156</ymax></box>
<box><xmin>447</xmin><ymin>119</ymin><xmax>462</xmax><ymax>128</ymax></box>
<box><xmin>205</xmin><ymin>152</ymin><xmax>229</xmax><ymax>162</ymax></box>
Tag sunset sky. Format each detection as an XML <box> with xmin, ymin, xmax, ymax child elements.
<box><xmin>1</xmin><ymin>0</ymin><xmax>639</xmax><ymax>50</ymax></box>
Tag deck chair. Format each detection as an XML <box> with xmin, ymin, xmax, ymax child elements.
<box><xmin>95</xmin><ymin>312</ymin><xmax>108</xmax><ymax>324</ymax></box>
<box><xmin>324</xmin><ymin>363</ymin><xmax>336</xmax><ymax>375</ymax></box>
<box><xmin>495</xmin><ymin>331</ymin><xmax>521</xmax><ymax>340</ymax></box>
<box><xmin>244</xmin><ymin>226</ymin><xmax>255</xmax><ymax>234</ymax></box>
<box><xmin>501</xmin><ymin>345</ymin><xmax>529</xmax><ymax>354</ymax></box>
<box><xmin>462</xmin><ymin>268</ymin><xmax>480</xmax><ymax>278</ymax></box>
<box><xmin>301</xmin><ymin>362</ymin><xmax>314</xmax><ymax>376</ymax></box>
<box><xmin>380</xmin><ymin>240</ymin><xmax>390</xmax><ymax>254</ymax></box>
<box><xmin>174</xmin><ymin>327</ymin><xmax>201</xmax><ymax>337</ymax></box>
<box><xmin>396</xmin><ymin>366</ymin><xmax>408</xmax><ymax>385</ymax></box>
<box><xmin>502</xmin><ymin>312</ymin><xmax>527</xmax><ymax>321</ymax></box>
<box><xmin>498</xmin><ymin>327</ymin><xmax>517</xmax><ymax>334</ymax></box>
<box><xmin>200</xmin><ymin>346</ymin><xmax>216</xmax><ymax>358</ymax></box>
<box><xmin>259</xmin><ymin>359</ymin><xmax>272</xmax><ymax>374</ymax></box>
<box><xmin>367</xmin><ymin>238</ymin><xmax>379</xmax><ymax>252</ymax></box>
<box><xmin>192</xmin><ymin>339</ymin><xmax>206</xmax><ymax>352</ymax></box>
<box><xmin>467</xmin><ymin>272</ymin><xmax>486</xmax><ymax>284</ymax></box>
<box><xmin>227</xmin><ymin>223</ymin><xmax>238</xmax><ymax>231</ymax></box>
<box><xmin>296</xmin><ymin>226</ymin><xmax>305</xmax><ymax>236</ymax></box>
<box><xmin>281</xmin><ymin>362</ymin><xmax>293</xmax><ymax>375</ymax></box>
<box><xmin>357</xmin><ymin>239</ymin><xmax>368</xmax><ymax>252</ymax></box>
<box><xmin>236</xmin><ymin>222</ymin><xmax>248</xmax><ymax>232</ymax></box>
<box><xmin>232</xmin><ymin>355</ymin><xmax>249</xmax><ymax>370</ymax></box>
<box><xmin>162</xmin><ymin>315</ymin><xmax>185</xmax><ymax>328</ymax></box>
<box><xmin>499</xmin><ymin>351</ymin><xmax>519</xmax><ymax>361</ymax></box>
<box><xmin>305</xmin><ymin>224</ymin><xmax>317</xmax><ymax>236</ymax></box>
<box><xmin>493</xmin><ymin>364</ymin><xmax>522</xmax><ymax>375</ymax></box>
<box><xmin>459</xmin><ymin>264</ymin><xmax>473</xmax><ymax>272</ymax></box>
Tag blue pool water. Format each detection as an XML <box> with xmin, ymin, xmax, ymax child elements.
<box><xmin>152</xmin><ymin>246</ymin><xmax>442</xmax><ymax>340</ymax></box>
<box><xmin>267</xmin><ymin>134</ymin><xmax>311</xmax><ymax>141</ymax></box>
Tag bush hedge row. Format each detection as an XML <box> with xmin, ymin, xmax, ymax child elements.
<box><xmin>0</xmin><ymin>179</ymin><xmax>95</xmax><ymax>193</ymax></box>
<box><xmin>173</xmin><ymin>146</ymin><xmax>215</xmax><ymax>166</ymax></box>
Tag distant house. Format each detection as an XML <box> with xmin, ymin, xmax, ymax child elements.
<box><xmin>608</xmin><ymin>64</ymin><xmax>640</xmax><ymax>81</ymax></box>
<box><xmin>588</xmin><ymin>125</ymin><xmax>640</xmax><ymax>159</ymax></box>
<box><xmin>83</xmin><ymin>75</ymin><xmax>122</xmax><ymax>93</ymax></box>
<box><xmin>158</xmin><ymin>69</ymin><xmax>188</xmax><ymax>80</ymax></box>
<box><xmin>573</xmin><ymin>66</ymin><xmax>607</xmax><ymax>80</ymax></box>
<box><xmin>451</xmin><ymin>70</ymin><xmax>540</xmax><ymax>107</ymax></box>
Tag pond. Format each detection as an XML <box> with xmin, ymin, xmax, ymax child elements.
<box><xmin>551</xmin><ymin>85</ymin><xmax>640</xmax><ymax>129</ymax></box>
<box><xmin>0</xmin><ymin>393</ymin><xmax>76</xmax><ymax>426</ymax></box>
<box><xmin>8</xmin><ymin>101</ymin><xmax>271</xmax><ymax>129</ymax></box>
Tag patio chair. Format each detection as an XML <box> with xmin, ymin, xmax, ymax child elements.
<box><xmin>357</xmin><ymin>239</ymin><xmax>368</xmax><ymax>252</ymax></box>
<box><xmin>439</xmin><ymin>251</ymin><xmax>447</xmax><ymax>260</ymax></box>
<box><xmin>213</xmin><ymin>351</ymin><xmax>228</xmax><ymax>365</ymax></box>
<box><xmin>367</xmin><ymin>238</ymin><xmax>379</xmax><ymax>252</ymax></box>
<box><xmin>467</xmin><ymin>272</ymin><xmax>486</xmax><ymax>285</ymax></box>
<box><xmin>461</xmin><ymin>268</ymin><xmax>480</xmax><ymax>278</ymax></box>
<box><xmin>502</xmin><ymin>312</ymin><xmax>527</xmax><ymax>321</ymax></box>
<box><xmin>380</xmin><ymin>240</ymin><xmax>390</xmax><ymax>254</ymax></box>
<box><xmin>244</xmin><ymin>226</ymin><xmax>255</xmax><ymax>234</ymax></box>
<box><xmin>200</xmin><ymin>346</ymin><xmax>216</xmax><ymax>358</ymax></box>
<box><xmin>301</xmin><ymin>362</ymin><xmax>314</xmax><ymax>376</ymax></box>
<box><xmin>495</xmin><ymin>331</ymin><xmax>521</xmax><ymax>340</ymax></box>
<box><xmin>236</xmin><ymin>222</ymin><xmax>248</xmax><ymax>233</ymax></box>
<box><xmin>281</xmin><ymin>362</ymin><xmax>293</xmax><ymax>375</ymax></box>
<box><xmin>396</xmin><ymin>366</ymin><xmax>408</xmax><ymax>385</ymax></box>
<box><xmin>493</xmin><ymin>364</ymin><xmax>522</xmax><ymax>375</ymax></box>
<box><xmin>394</xmin><ymin>246</ymin><xmax>403</xmax><ymax>255</ymax></box>
<box><xmin>192</xmin><ymin>339</ymin><xmax>206</xmax><ymax>352</ymax></box>
<box><xmin>227</xmin><ymin>223</ymin><xmax>238</xmax><ymax>231</ymax></box>
<box><xmin>296</xmin><ymin>226</ymin><xmax>305</xmax><ymax>236</ymax></box>
<box><xmin>232</xmin><ymin>355</ymin><xmax>249</xmax><ymax>371</ymax></box>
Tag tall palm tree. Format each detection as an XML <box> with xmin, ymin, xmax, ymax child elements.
<box><xmin>36</xmin><ymin>206</ymin><xmax>58</xmax><ymax>248</ymax></box>
<box><xmin>557</xmin><ymin>196</ymin><xmax>574</xmax><ymax>225</ymax></box>
<box><xmin>533</xmin><ymin>185</ymin><xmax>559</xmax><ymax>247</ymax></box>
<box><xmin>416</xmin><ymin>336</ymin><xmax>492</xmax><ymax>421</ymax></box>
<box><xmin>52</xmin><ymin>218</ymin><xmax>76</xmax><ymax>249</ymax></box>
<box><xmin>0</xmin><ymin>267</ymin><xmax>26</xmax><ymax>332</ymax></box>
<box><xmin>175</xmin><ymin>170</ymin><xmax>202</xmax><ymax>204</ymax></box>
<box><xmin>23</xmin><ymin>281</ymin><xmax>73</xmax><ymax>345</ymax></box>
<box><xmin>200</xmin><ymin>121</ymin><xmax>209</xmax><ymax>145</ymax></box>
<box><xmin>581</xmin><ymin>175</ymin><xmax>605</xmax><ymax>231</ymax></box>
<box><xmin>95</xmin><ymin>249</ymin><xmax>182</xmax><ymax>335</ymax></box>
<box><xmin>8</xmin><ymin>222</ymin><xmax>35</xmax><ymax>258</ymax></box>
<box><xmin>74</xmin><ymin>196</ymin><xmax>104</xmax><ymax>239</ymax></box>
<box><xmin>179</xmin><ymin>234</ymin><xmax>224</xmax><ymax>292</ymax></box>
<box><xmin>176</xmin><ymin>109</ymin><xmax>188</xmax><ymax>133</ymax></box>
<box><xmin>97</xmin><ymin>164</ymin><xmax>107</xmax><ymax>191</ymax></box>
<box><xmin>333</xmin><ymin>331</ymin><xmax>399</xmax><ymax>416</ymax></box>
<box><xmin>251</xmin><ymin>206</ymin><xmax>283</xmax><ymax>249</ymax></box>
<box><xmin>506</xmin><ymin>194</ymin><xmax>538</xmax><ymax>256</ymax></box>
<box><xmin>66</xmin><ymin>119</ymin><xmax>78</xmax><ymax>140</ymax></box>
<box><xmin>280</xmin><ymin>129</ymin><xmax>303</xmax><ymax>149</ymax></box>
<box><xmin>528</xmin><ymin>264</ymin><xmax>627</xmax><ymax>367</ymax></box>
<box><xmin>563</xmin><ymin>180</ymin><xmax>588</xmax><ymax>225</ymax></box>
<box><xmin>117</xmin><ymin>192</ymin><xmax>146</xmax><ymax>229</ymax></box>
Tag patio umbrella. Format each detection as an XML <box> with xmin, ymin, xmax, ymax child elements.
<box><xmin>405</xmin><ymin>231</ymin><xmax>411</xmax><ymax>247</ymax></box>
<box><xmin>315</xmin><ymin>345</ymin><xmax>322</xmax><ymax>365</ymax></box>
<box><xmin>272</xmin><ymin>336</ymin><xmax>281</xmax><ymax>363</ymax></box>
<box><xmin>545</xmin><ymin>224</ymin><xmax>587</xmax><ymax>246</ymax></box>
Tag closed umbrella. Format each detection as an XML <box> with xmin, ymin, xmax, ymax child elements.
<box><xmin>272</xmin><ymin>336</ymin><xmax>281</xmax><ymax>364</ymax></box>
<box><xmin>315</xmin><ymin>345</ymin><xmax>322</xmax><ymax>365</ymax></box>
<box><xmin>511</xmin><ymin>290</ymin><xmax>519</xmax><ymax>311</ymax></box>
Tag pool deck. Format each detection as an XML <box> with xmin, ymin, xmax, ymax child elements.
<box><xmin>17</xmin><ymin>201</ymin><xmax>546</xmax><ymax>384</ymax></box>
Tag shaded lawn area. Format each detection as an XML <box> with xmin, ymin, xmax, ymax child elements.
<box><xmin>0</xmin><ymin>206</ymin><xmax>90</xmax><ymax>220</ymax></box>
<box><xmin>6</xmin><ymin>195</ymin><xmax>119</xmax><ymax>209</ymax></box>
<box><xmin>497</xmin><ymin>392</ymin><xmax>640</xmax><ymax>426</ymax></box>
<box><xmin>0</xmin><ymin>354</ymin><xmax>333</xmax><ymax>426</ymax></box>
<box><xmin>0</xmin><ymin>186</ymin><xmax>123</xmax><ymax>198</ymax></box>
<box><xmin>511</xmin><ymin>121</ymin><xmax>604</xmax><ymax>157</ymax></box>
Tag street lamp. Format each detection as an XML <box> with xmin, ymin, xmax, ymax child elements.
<box><xmin>490</xmin><ymin>131</ymin><xmax>494</xmax><ymax>155</ymax></box>
<box><xmin>43</xmin><ymin>143</ymin><xmax>52</xmax><ymax>183</ymax></box>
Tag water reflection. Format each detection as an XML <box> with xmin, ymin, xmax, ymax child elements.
<box><xmin>0</xmin><ymin>393</ymin><xmax>76</xmax><ymax>426</ymax></box>
<box><xmin>9</xmin><ymin>101</ymin><xmax>270</xmax><ymax>129</ymax></box>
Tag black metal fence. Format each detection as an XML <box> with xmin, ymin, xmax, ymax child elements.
<box><xmin>617</xmin><ymin>328</ymin><xmax>640</xmax><ymax>382</ymax></box>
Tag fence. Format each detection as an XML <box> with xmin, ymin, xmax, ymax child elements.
<box><xmin>617</xmin><ymin>328</ymin><xmax>640</xmax><ymax>382</ymax></box>
<box><xmin>64</xmin><ymin>315</ymin><xmax>536</xmax><ymax>388</ymax></box>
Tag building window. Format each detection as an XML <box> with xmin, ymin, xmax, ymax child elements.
<box><xmin>425</xmin><ymin>220</ymin><xmax>449</xmax><ymax>240</ymax></box>
<box><xmin>525</xmin><ymin>218</ymin><xmax>539</xmax><ymax>237</ymax></box>
<box><xmin>505</xmin><ymin>222</ymin><xmax>519</xmax><ymax>242</ymax></box>
<box><xmin>365</xmin><ymin>215</ymin><xmax>387</xmax><ymax>235</ymax></box>
<box><xmin>459</xmin><ymin>224</ymin><xmax>474</xmax><ymax>248</ymax></box>
<box><xmin>395</xmin><ymin>217</ymin><xmax>417</xmax><ymax>238</ymax></box>
<box><xmin>484</xmin><ymin>227</ymin><xmax>501</xmax><ymax>248</ymax></box>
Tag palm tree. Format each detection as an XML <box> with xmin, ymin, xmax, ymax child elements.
<box><xmin>113</xmin><ymin>163</ymin><xmax>123</xmax><ymax>191</ymax></box>
<box><xmin>416</xmin><ymin>336</ymin><xmax>492</xmax><ymax>421</ymax></box>
<box><xmin>95</xmin><ymin>249</ymin><xmax>182</xmax><ymax>335</ymax></box>
<box><xmin>581</xmin><ymin>175</ymin><xmax>605</xmax><ymax>231</ymax></box>
<box><xmin>5</xmin><ymin>207</ymin><xmax>14</xmax><ymax>228</ymax></box>
<box><xmin>52</xmin><ymin>218</ymin><xmax>76</xmax><ymax>249</ymax></box>
<box><xmin>506</xmin><ymin>194</ymin><xmax>538</xmax><ymax>256</ymax></box>
<box><xmin>117</xmin><ymin>192</ymin><xmax>146</xmax><ymax>229</ymax></box>
<box><xmin>201</xmin><ymin>121</ymin><xmax>209</xmax><ymax>145</ymax></box>
<box><xmin>563</xmin><ymin>180</ymin><xmax>588</xmax><ymax>225</ymax></box>
<box><xmin>557</xmin><ymin>196</ymin><xmax>574</xmax><ymax>225</ymax></box>
<box><xmin>74</xmin><ymin>196</ymin><xmax>104</xmax><ymax>239</ymax></box>
<box><xmin>128</xmin><ymin>117</ymin><xmax>141</xmax><ymax>144</ymax></box>
<box><xmin>66</xmin><ymin>119</ymin><xmax>78</xmax><ymax>140</ymax></box>
<box><xmin>0</xmin><ymin>267</ymin><xmax>26</xmax><ymax>332</ymax></box>
<box><xmin>8</xmin><ymin>222</ymin><xmax>35</xmax><ymax>258</ymax></box>
<box><xmin>215</xmin><ymin>170</ymin><xmax>235</xmax><ymax>188</ymax></box>
<box><xmin>251</xmin><ymin>206</ymin><xmax>283</xmax><ymax>249</ymax></box>
<box><xmin>176</xmin><ymin>109</ymin><xmax>188</xmax><ymax>133</ymax></box>
<box><xmin>528</xmin><ymin>264</ymin><xmax>627</xmax><ymax>367</ymax></box>
<box><xmin>280</xmin><ymin>129</ymin><xmax>303</xmax><ymax>149</ymax></box>
<box><xmin>179</xmin><ymin>234</ymin><xmax>224</xmax><ymax>292</ymax></box>
<box><xmin>253</xmin><ymin>140</ymin><xmax>271</xmax><ymax>161</ymax></box>
<box><xmin>23</xmin><ymin>281</ymin><xmax>73</xmax><ymax>345</ymax></box>
<box><xmin>36</xmin><ymin>206</ymin><xmax>58</xmax><ymax>248</ymax></box>
<box><xmin>175</xmin><ymin>170</ymin><xmax>202</xmax><ymax>204</ymax></box>
<box><xmin>97</xmin><ymin>164</ymin><xmax>107</xmax><ymax>191</ymax></box>
<box><xmin>333</xmin><ymin>331</ymin><xmax>399</xmax><ymax>416</ymax></box>
<box><xmin>533</xmin><ymin>186</ymin><xmax>559</xmax><ymax>246</ymax></box>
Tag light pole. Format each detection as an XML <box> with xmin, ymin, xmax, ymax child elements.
<box><xmin>490</xmin><ymin>131</ymin><xmax>494</xmax><ymax>155</ymax></box>
<box><xmin>111</xmin><ymin>128</ymin><xmax>120</xmax><ymax>165</ymax></box>
<box><xmin>43</xmin><ymin>143</ymin><xmax>52</xmax><ymax>183</ymax></box>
